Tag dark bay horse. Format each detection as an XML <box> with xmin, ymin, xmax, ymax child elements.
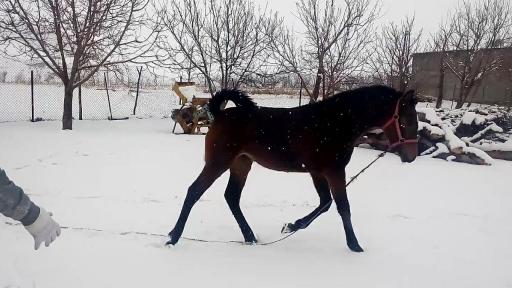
<box><xmin>167</xmin><ymin>85</ymin><xmax>419</xmax><ymax>252</ymax></box>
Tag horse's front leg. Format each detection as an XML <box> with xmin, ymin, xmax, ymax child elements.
<box><xmin>167</xmin><ymin>163</ymin><xmax>228</xmax><ymax>245</ymax></box>
<box><xmin>325</xmin><ymin>170</ymin><xmax>364</xmax><ymax>252</ymax></box>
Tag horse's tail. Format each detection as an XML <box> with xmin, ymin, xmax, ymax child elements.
<box><xmin>208</xmin><ymin>89</ymin><xmax>257</xmax><ymax>117</ymax></box>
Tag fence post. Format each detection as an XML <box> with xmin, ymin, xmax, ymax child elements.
<box><xmin>132</xmin><ymin>66</ymin><xmax>142</xmax><ymax>115</ymax></box>
<box><xmin>78</xmin><ymin>71</ymin><xmax>83</xmax><ymax>120</ymax></box>
<box><xmin>31</xmin><ymin>70</ymin><xmax>34</xmax><ymax>122</ymax></box>
<box><xmin>104</xmin><ymin>72</ymin><xmax>113</xmax><ymax>120</ymax></box>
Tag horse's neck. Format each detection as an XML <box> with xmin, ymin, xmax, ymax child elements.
<box><xmin>332</xmin><ymin>97</ymin><xmax>394</xmax><ymax>138</ymax></box>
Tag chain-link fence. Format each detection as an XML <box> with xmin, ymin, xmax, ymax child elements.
<box><xmin>0</xmin><ymin>64</ymin><xmax>180</xmax><ymax>123</ymax></box>
<box><xmin>0</xmin><ymin>61</ymin><xmax>314</xmax><ymax>124</ymax></box>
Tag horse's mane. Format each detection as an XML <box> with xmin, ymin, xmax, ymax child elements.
<box><xmin>312</xmin><ymin>85</ymin><xmax>400</xmax><ymax>108</ymax></box>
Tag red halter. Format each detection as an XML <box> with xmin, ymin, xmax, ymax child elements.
<box><xmin>381</xmin><ymin>97</ymin><xmax>418</xmax><ymax>150</ymax></box>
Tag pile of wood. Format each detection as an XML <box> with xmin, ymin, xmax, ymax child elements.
<box><xmin>171</xmin><ymin>82</ymin><xmax>212</xmax><ymax>134</ymax></box>
<box><xmin>357</xmin><ymin>105</ymin><xmax>512</xmax><ymax>165</ymax></box>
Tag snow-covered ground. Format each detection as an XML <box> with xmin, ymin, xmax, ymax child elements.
<box><xmin>1</xmin><ymin>119</ymin><xmax>512</xmax><ymax>288</ymax></box>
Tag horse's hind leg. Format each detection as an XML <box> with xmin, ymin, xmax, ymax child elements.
<box><xmin>325</xmin><ymin>170</ymin><xmax>364</xmax><ymax>252</ymax></box>
<box><xmin>282</xmin><ymin>173</ymin><xmax>332</xmax><ymax>233</ymax></box>
<box><xmin>167</xmin><ymin>163</ymin><xmax>229</xmax><ymax>245</ymax></box>
<box><xmin>224</xmin><ymin>155</ymin><xmax>257</xmax><ymax>243</ymax></box>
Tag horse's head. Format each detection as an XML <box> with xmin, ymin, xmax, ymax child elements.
<box><xmin>381</xmin><ymin>90</ymin><xmax>419</xmax><ymax>163</ymax></box>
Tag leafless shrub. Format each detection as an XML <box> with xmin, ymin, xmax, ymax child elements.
<box><xmin>155</xmin><ymin>0</ymin><xmax>279</xmax><ymax>96</ymax></box>
<box><xmin>368</xmin><ymin>16</ymin><xmax>422</xmax><ymax>93</ymax></box>
<box><xmin>269</xmin><ymin>0</ymin><xmax>379</xmax><ymax>102</ymax></box>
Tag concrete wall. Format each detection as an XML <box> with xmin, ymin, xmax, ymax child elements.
<box><xmin>412</xmin><ymin>48</ymin><xmax>512</xmax><ymax>105</ymax></box>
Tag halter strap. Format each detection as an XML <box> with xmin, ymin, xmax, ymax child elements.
<box><xmin>381</xmin><ymin>96</ymin><xmax>418</xmax><ymax>150</ymax></box>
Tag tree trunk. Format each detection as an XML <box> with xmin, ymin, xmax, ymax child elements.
<box><xmin>311</xmin><ymin>73</ymin><xmax>322</xmax><ymax>101</ymax></box>
<box><xmin>311</xmin><ymin>57</ymin><xmax>324</xmax><ymax>101</ymax></box>
<box><xmin>435</xmin><ymin>67</ymin><xmax>445</xmax><ymax>108</ymax></box>
<box><xmin>455</xmin><ymin>84</ymin><xmax>465</xmax><ymax>109</ymax></box>
<box><xmin>62</xmin><ymin>85</ymin><xmax>74</xmax><ymax>130</ymax></box>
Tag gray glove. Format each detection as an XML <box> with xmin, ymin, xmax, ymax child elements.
<box><xmin>24</xmin><ymin>208</ymin><xmax>61</xmax><ymax>250</ymax></box>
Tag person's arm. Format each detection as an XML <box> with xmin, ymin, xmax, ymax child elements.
<box><xmin>0</xmin><ymin>168</ymin><xmax>61</xmax><ymax>249</ymax></box>
<box><xmin>0</xmin><ymin>168</ymin><xmax>40</xmax><ymax>225</ymax></box>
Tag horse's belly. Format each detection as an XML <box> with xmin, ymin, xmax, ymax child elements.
<box><xmin>243</xmin><ymin>150</ymin><xmax>308</xmax><ymax>173</ymax></box>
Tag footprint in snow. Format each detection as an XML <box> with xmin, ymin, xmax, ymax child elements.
<box><xmin>14</xmin><ymin>164</ymin><xmax>30</xmax><ymax>170</ymax></box>
<box><xmin>389</xmin><ymin>214</ymin><xmax>411</xmax><ymax>220</ymax></box>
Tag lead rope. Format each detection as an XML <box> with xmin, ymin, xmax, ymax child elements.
<box><xmin>3</xmin><ymin>152</ymin><xmax>387</xmax><ymax>246</ymax></box>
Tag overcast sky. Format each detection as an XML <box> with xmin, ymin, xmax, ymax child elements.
<box><xmin>263</xmin><ymin>0</ymin><xmax>460</xmax><ymax>35</ymax></box>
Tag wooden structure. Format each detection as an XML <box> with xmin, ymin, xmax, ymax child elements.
<box><xmin>171</xmin><ymin>82</ymin><xmax>212</xmax><ymax>134</ymax></box>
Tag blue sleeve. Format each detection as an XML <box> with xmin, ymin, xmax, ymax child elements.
<box><xmin>0</xmin><ymin>168</ymin><xmax>40</xmax><ymax>225</ymax></box>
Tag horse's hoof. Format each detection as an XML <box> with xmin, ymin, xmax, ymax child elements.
<box><xmin>281</xmin><ymin>223</ymin><xmax>295</xmax><ymax>234</ymax></box>
<box><xmin>244</xmin><ymin>239</ymin><xmax>258</xmax><ymax>245</ymax></box>
<box><xmin>244</xmin><ymin>236</ymin><xmax>258</xmax><ymax>244</ymax></box>
<box><xmin>348</xmin><ymin>243</ymin><xmax>364</xmax><ymax>252</ymax></box>
<box><xmin>166</xmin><ymin>230</ymin><xmax>178</xmax><ymax>246</ymax></box>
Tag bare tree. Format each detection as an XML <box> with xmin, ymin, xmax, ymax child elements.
<box><xmin>368</xmin><ymin>16</ymin><xmax>422</xmax><ymax>93</ymax></box>
<box><xmin>323</xmin><ymin>17</ymin><xmax>373</xmax><ymax>96</ymax></box>
<box><xmin>444</xmin><ymin>0</ymin><xmax>512</xmax><ymax>108</ymax></box>
<box><xmin>0</xmin><ymin>0</ymin><xmax>158</xmax><ymax>129</ymax></box>
<box><xmin>156</xmin><ymin>0</ymin><xmax>279</xmax><ymax>95</ymax></box>
<box><xmin>270</xmin><ymin>0</ymin><xmax>379</xmax><ymax>102</ymax></box>
<box><xmin>429</xmin><ymin>21</ymin><xmax>453</xmax><ymax>108</ymax></box>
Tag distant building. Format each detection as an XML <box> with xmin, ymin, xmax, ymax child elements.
<box><xmin>412</xmin><ymin>48</ymin><xmax>512</xmax><ymax>105</ymax></box>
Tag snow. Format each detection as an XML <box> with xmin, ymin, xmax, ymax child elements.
<box><xmin>462</xmin><ymin>146</ymin><xmax>494</xmax><ymax>165</ymax></box>
<box><xmin>462</xmin><ymin>123</ymin><xmax>504</xmax><ymax>143</ymax></box>
<box><xmin>468</xmin><ymin>139</ymin><xmax>512</xmax><ymax>152</ymax></box>
<box><xmin>179</xmin><ymin>85</ymin><xmax>211</xmax><ymax>101</ymax></box>
<box><xmin>442</xmin><ymin>125</ymin><xmax>466</xmax><ymax>152</ymax></box>
<box><xmin>416</xmin><ymin>107</ymin><xmax>444</xmax><ymax>126</ymax></box>
<box><xmin>420</xmin><ymin>145</ymin><xmax>437</xmax><ymax>156</ymax></box>
<box><xmin>1</xmin><ymin>119</ymin><xmax>512</xmax><ymax>288</ymax></box>
<box><xmin>430</xmin><ymin>143</ymin><xmax>450</xmax><ymax>157</ymax></box>
<box><xmin>418</xmin><ymin>121</ymin><xmax>445</xmax><ymax>137</ymax></box>
<box><xmin>461</xmin><ymin>111</ymin><xmax>486</xmax><ymax>126</ymax></box>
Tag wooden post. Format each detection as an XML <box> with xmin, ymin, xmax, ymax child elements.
<box><xmin>132</xmin><ymin>67</ymin><xmax>143</xmax><ymax>115</ymax></box>
<box><xmin>31</xmin><ymin>70</ymin><xmax>34</xmax><ymax>122</ymax></box>
<box><xmin>104</xmin><ymin>72</ymin><xmax>113</xmax><ymax>120</ymax></box>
